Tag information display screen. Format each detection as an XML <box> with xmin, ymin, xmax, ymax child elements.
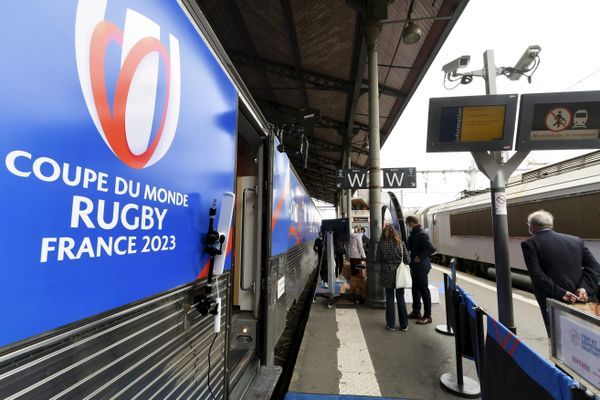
<box><xmin>440</xmin><ymin>105</ymin><xmax>506</xmax><ymax>142</ymax></box>
<box><xmin>427</xmin><ymin>94</ymin><xmax>518</xmax><ymax>152</ymax></box>
<box><xmin>516</xmin><ymin>91</ymin><xmax>600</xmax><ymax>150</ymax></box>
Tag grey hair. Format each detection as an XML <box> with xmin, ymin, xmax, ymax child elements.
<box><xmin>527</xmin><ymin>210</ymin><xmax>554</xmax><ymax>228</ymax></box>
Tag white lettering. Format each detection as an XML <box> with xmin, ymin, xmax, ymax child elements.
<box><xmin>121</xmin><ymin>203</ymin><xmax>139</xmax><ymax>230</ymax></box>
<box><xmin>58</xmin><ymin>237</ymin><xmax>76</xmax><ymax>261</ymax></box>
<box><xmin>71</xmin><ymin>196</ymin><xmax>95</xmax><ymax>228</ymax></box>
<box><xmin>33</xmin><ymin>157</ymin><xmax>60</xmax><ymax>182</ymax></box>
<box><xmin>97</xmin><ymin>199</ymin><xmax>119</xmax><ymax>230</ymax></box>
<box><xmin>155</xmin><ymin>208</ymin><xmax>167</xmax><ymax>230</ymax></box>
<box><xmin>97</xmin><ymin>172</ymin><xmax>109</xmax><ymax>192</ymax></box>
<box><xmin>115</xmin><ymin>177</ymin><xmax>128</xmax><ymax>195</ymax></box>
<box><xmin>62</xmin><ymin>163</ymin><xmax>82</xmax><ymax>187</ymax></box>
<box><xmin>82</xmin><ymin>168</ymin><xmax>97</xmax><ymax>189</ymax></box>
<box><xmin>384</xmin><ymin>172</ymin><xmax>404</xmax><ymax>187</ymax></box>
<box><xmin>347</xmin><ymin>172</ymin><xmax>366</xmax><ymax>188</ymax></box>
<box><xmin>5</xmin><ymin>150</ymin><xmax>32</xmax><ymax>177</ymax></box>
<box><xmin>114</xmin><ymin>236</ymin><xmax>128</xmax><ymax>255</ymax></box>
<box><xmin>40</xmin><ymin>237</ymin><xmax>57</xmax><ymax>262</ymax></box>
<box><xmin>144</xmin><ymin>184</ymin><xmax>188</xmax><ymax>207</ymax></box>
<box><xmin>141</xmin><ymin>206</ymin><xmax>154</xmax><ymax>230</ymax></box>
<box><xmin>96</xmin><ymin>236</ymin><xmax>113</xmax><ymax>257</ymax></box>
<box><xmin>75</xmin><ymin>237</ymin><xmax>95</xmax><ymax>259</ymax></box>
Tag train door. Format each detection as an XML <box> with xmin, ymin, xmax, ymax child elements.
<box><xmin>229</xmin><ymin>111</ymin><xmax>264</xmax><ymax>398</ymax></box>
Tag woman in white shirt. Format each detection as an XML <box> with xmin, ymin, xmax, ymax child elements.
<box><xmin>348</xmin><ymin>226</ymin><xmax>366</xmax><ymax>276</ymax></box>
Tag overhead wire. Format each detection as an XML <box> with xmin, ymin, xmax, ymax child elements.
<box><xmin>562</xmin><ymin>66</ymin><xmax>600</xmax><ymax>91</ymax></box>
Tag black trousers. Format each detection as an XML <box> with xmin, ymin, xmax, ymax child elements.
<box><xmin>334</xmin><ymin>254</ymin><xmax>344</xmax><ymax>277</ymax></box>
<box><xmin>410</xmin><ymin>266</ymin><xmax>431</xmax><ymax>318</ymax></box>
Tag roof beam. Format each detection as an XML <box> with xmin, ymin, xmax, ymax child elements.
<box><xmin>230</xmin><ymin>50</ymin><xmax>352</xmax><ymax>93</ymax></box>
<box><xmin>254</xmin><ymin>97</ymin><xmax>369</xmax><ymax>132</ymax></box>
<box><xmin>343</xmin><ymin>15</ymin><xmax>368</xmax><ymax>171</ymax></box>
<box><xmin>230</xmin><ymin>50</ymin><xmax>405</xmax><ymax>99</ymax></box>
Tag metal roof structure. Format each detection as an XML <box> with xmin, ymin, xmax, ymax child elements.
<box><xmin>194</xmin><ymin>0</ymin><xmax>469</xmax><ymax>204</ymax></box>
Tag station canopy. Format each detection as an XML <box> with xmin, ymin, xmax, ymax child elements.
<box><xmin>195</xmin><ymin>0</ymin><xmax>468</xmax><ymax>204</ymax></box>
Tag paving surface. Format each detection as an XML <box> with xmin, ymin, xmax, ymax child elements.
<box><xmin>288</xmin><ymin>264</ymin><xmax>549</xmax><ymax>399</ymax></box>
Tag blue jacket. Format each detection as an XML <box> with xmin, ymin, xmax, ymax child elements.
<box><xmin>406</xmin><ymin>225</ymin><xmax>435</xmax><ymax>270</ymax></box>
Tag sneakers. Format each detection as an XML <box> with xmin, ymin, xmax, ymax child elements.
<box><xmin>399</xmin><ymin>326</ymin><xmax>408</xmax><ymax>332</ymax></box>
<box><xmin>322</xmin><ymin>282</ymin><xmax>329</xmax><ymax>289</ymax></box>
<box><xmin>416</xmin><ymin>317</ymin><xmax>432</xmax><ymax>325</ymax></box>
<box><xmin>407</xmin><ymin>311</ymin><xmax>422</xmax><ymax>319</ymax></box>
<box><xmin>385</xmin><ymin>325</ymin><xmax>395</xmax><ymax>331</ymax></box>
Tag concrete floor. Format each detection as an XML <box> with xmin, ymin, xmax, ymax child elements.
<box><xmin>288</xmin><ymin>264</ymin><xmax>549</xmax><ymax>399</ymax></box>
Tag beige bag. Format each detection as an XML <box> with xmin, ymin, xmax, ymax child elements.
<box><xmin>395</xmin><ymin>246</ymin><xmax>412</xmax><ymax>288</ymax></box>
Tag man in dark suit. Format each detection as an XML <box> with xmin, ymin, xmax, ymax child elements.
<box><xmin>521</xmin><ymin>210</ymin><xmax>600</xmax><ymax>332</ymax></box>
<box><xmin>406</xmin><ymin>216</ymin><xmax>436</xmax><ymax>325</ymax></box>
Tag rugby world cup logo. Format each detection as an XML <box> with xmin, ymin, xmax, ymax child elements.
<box><xmin>75</xmin><ymin>0</ymin><xmax>181</xmax><ymax>169</ymax></box>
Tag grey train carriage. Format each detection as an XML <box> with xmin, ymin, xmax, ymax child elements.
<box><xmin>419</xmin><ymin>151</ymin><xmax>600</xmax><ymax>279</ymax></box>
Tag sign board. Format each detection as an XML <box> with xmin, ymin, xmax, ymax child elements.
<box><xmin>382</xmin><ymin>168</ymin><xmax>417</xmax><ymax>189</ymax></box>
<box><xmin>336</xmin><ymin>168</ymin><xmax>368</xmax><ymax>189</ymax></box>
<box><xmin>336</xmin><ymin>168</ymin><xmax>417</xmax><ymax>189</ymax></box>
<box><xmin>549</xmin><ymin>300</ymin><xmax>600</xmax><ymax>395</ymax></box>
<box><xmin>427</xmin><ymin>94</ymin><xmax>518</xmax><ymax>152</ymax></box>
<box><xmin>0</xmin><ymin>1</ymin><xmax>238</xmax><ymax>347</ymax></box>
<box><xmin>516</xmin><ymin>91</ymin><xmax>600</xmax><ymax>150</ymax></box>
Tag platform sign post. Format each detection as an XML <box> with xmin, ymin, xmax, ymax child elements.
<box><xmin>427</xmin><ymin>50</ymin><xmax>526</xmax><ymax>334</ymax></box>
<box><xmin>471</xmin><ymin>51</ymin><xmax>524</xmax><ymax>334</ymax></box>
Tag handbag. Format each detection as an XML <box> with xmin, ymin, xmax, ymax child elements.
<box><xmin>395</xmin><ymin>246</ymin><xmax>412</xmax><ymax>288</ymax></box>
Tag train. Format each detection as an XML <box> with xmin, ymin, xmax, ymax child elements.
<box><xmin>418</xmin><ymin>151</ymin><xmax>600</xmax><ymax>279</ymax></box>
<box><xmin>0</xmin><ymin>2</ymin><xmax>321</xmax><ymax>399</ymax></box>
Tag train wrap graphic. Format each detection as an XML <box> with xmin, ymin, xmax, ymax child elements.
<box><xmin>0</xmin><ymin>0</ymin><xmax>237</xmax><ymax>347</ymax></box>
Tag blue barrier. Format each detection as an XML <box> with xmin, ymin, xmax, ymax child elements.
<box><xmin>482</xmin><ymin>315</ymin><xmax>576</xmax><ymax>400</ymax></box>
<box><xmin>285</xmin><ymin>393</ymin><xmax>405</xmax><ymax>400</ymax></box>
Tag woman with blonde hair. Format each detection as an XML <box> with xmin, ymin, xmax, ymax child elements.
<box><xmin>377</xmin><ymin>224</ymin><xmax>410</xmax><ymax>331</ymax></box>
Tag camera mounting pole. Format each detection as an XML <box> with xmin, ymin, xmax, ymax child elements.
<box><xmin>470</xmin><ymin>49</ymin><xmax>531</xmax><ymax>334</ymax></box>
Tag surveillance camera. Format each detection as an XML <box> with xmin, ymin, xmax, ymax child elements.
<box><xmin>442</xmin><ymin>55</ymin><xmax>470</xmax><ymax>75</ymax></box>
<box><xmin>507</xmin><ymin>45</ymin><xmax>541</xmax><ymax>80</ymax></box>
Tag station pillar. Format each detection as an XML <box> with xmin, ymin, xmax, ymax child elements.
<box><xmin>365</xmin><ymin>21</ymin><xmax>385</xmax><ymax>308</ymax></box>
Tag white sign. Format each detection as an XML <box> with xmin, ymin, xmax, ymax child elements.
<box><xmin>494</xmin><ymin>193</ymin><xmax>507</xmax><ymax>215</ymax></box>
<box><xmin>277</xmin><ymin>276</ymin><xmax>286</xmax><ymax>299</ymax></box>
<box><xmin>559</xmin><ymin>315</ymin><xmax>600</xmax><ymax>391</ymax></box>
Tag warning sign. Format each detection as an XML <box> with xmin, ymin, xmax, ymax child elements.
<box><xmin>494</xmin><ymin>193</ymin><xmax>507</xmax><ymax>215</ymax></box>
<box><xmin>544</xmin><ymin>107</ymin><xmax>572</xmax><ymax>132</ymax></box>
<box><xmin>516</xmin><ymin>91</ymin><xmax>600</xmax><ymax>151</ymax></box>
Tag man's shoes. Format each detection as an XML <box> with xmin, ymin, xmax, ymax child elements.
<box><xmin>399</xmin><ymin>326</ymin><xmax>408</xmax><ymax>332</ymax></box>
<box><xmin>407</xmin><ymin>311</ymin><xmax>422</xmax><ymax>319</ymax></box>
<box><xmin>416</xmin><ymin>317</ymin><xmax>432</xmax><ymax>325</ymax></box>
<box><xmin>385</xmin><ymin>325</ymin><xmax>395</xmax><ymax>331</ymax></box>
<box><xmin>323</xmin><ymin>282</ymin><xmax>328</xmax><ymax>289</ymax></box>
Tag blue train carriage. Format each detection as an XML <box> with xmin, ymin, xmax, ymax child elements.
<box><xmin>0</xmin><ymin>1</ymin><xmax>321</xmax><ymax>398</ymax></box>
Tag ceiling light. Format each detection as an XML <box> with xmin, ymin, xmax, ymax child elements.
<box><xmin>402</xmin><ymin>21</ymin><xmax>421</xmax><ymax>45</ymax></box>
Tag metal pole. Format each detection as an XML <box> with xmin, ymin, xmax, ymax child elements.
<box><xmin>346</xmin><ymin>145</ymin><xmax>352</xmax><ymax>235</ymax></box>
<box><xmin>365</xmin><ymin>22</ymin><xmax>384</xmax><ymax>308</ymax></box>
<box><xmin>481</xmin><ymin>49</ymin><xmax>516</xmax><ymax>332</ymax></box>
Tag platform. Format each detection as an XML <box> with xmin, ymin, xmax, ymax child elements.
<box><xmin>288</xmin><ymin>264</ymin><xmax>549</xmax><ymax>399</ymax></box>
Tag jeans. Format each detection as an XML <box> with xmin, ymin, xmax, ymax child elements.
<box><xmin>385</xmin><ymin>288</ymin><xmax>408</xmax><ymax>329</ymax></box>
<box><xmin>410</xmin><ymin>266</ymin><xmax>431</xmax><ymax>318</ymax></box>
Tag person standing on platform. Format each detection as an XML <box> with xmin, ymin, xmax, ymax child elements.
<box><xmin>348</xmin><ymin>226</ymin><xmax>366</xmax><ymax>276</ymax></box>
<box><xmin>361</xmin><ymin>227</ymin><xmax>369</xmax><ymax>256</ymax></box>
<box><xmin>314</xmin><ymin>231</ymin><xmax>327</xmax><ymax>287</ymax></box>
<box><xmin>521</xmin><ymin>210</ymin><xmax>600</xmax><ymax>333</ymax></box>
<box><xmin>377</xmin><ymin>224</ymin><xmax>411</xmax><ymax>332</ymax></box>
<box><xmin>405</xmin><ymin>216</ymin><xmax>436</xmax><ymax>325</ymax></box>
<box><xmin>333</xmin><ymin>232</ymin><xmax>345</xmax><ymax>279</ymax></box>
